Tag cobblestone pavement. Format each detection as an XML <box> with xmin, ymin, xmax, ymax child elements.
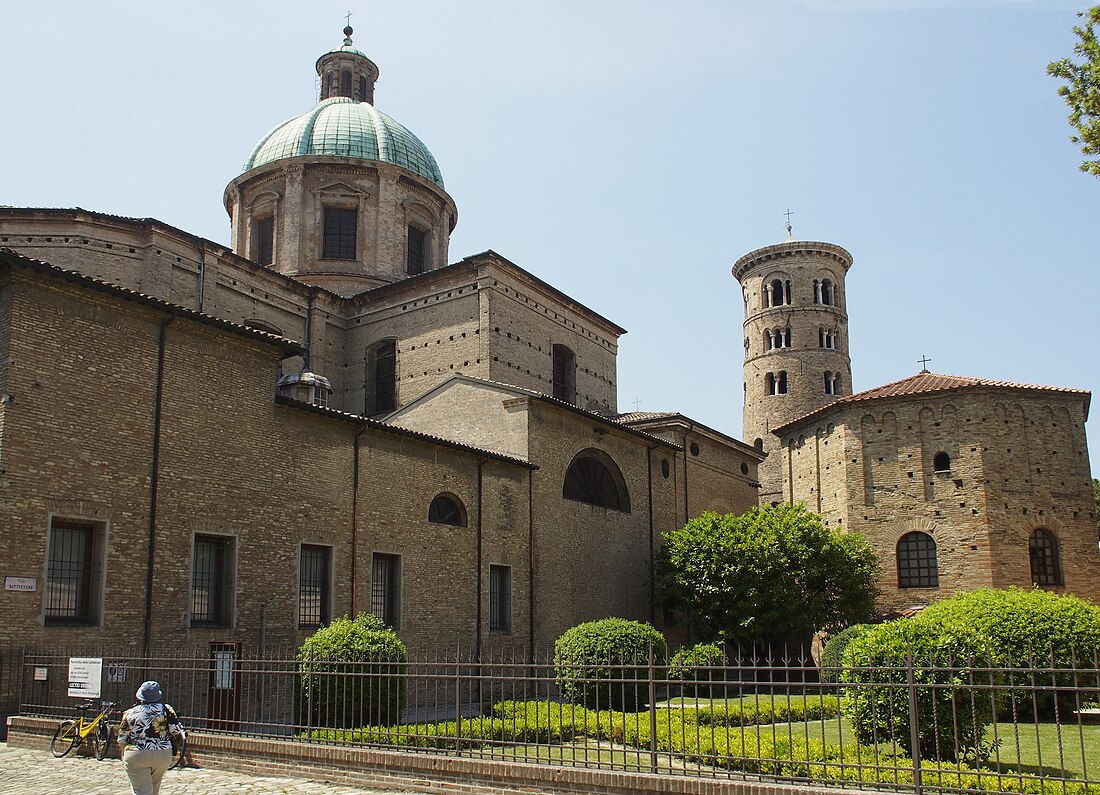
<box><xmin>0</xmin><ymin>744</ymin><xmax>429</xmax><ymax>794</ymax></box>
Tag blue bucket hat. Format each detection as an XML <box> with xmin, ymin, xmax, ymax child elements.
<box><xmin>136</xmin><ymin>681</ymin><xmax>163</xmax><ymax>703</ymax></box>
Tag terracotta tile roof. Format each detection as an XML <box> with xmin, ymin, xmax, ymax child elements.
<box><xmin>773</xmin><ymin>371</ymin><xmax>1091</xmax><ymax>434</ymax></box>
<box><xmin>614</xmin><ymin>411</ymin><xmax>680</xmax><ymax>423</ymax></box>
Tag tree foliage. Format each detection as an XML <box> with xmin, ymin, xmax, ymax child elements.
<box><xmin>658</xmin><ymin>505</ymin><xmax>877</xmax><ymax>640</ymax></box>
<box><xmin>1048</xmin><ymin>6</ymin><xmax>1100</xmax><ymax>177</ymax></box>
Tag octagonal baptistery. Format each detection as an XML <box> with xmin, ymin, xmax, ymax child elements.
<box><xmin>224</xmin><ymin>27</ymin><xmax>458</xmax><ymax>295</ymax></box>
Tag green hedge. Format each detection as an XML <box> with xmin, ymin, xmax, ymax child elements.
<box><xmin>297</xmin><ymin>614</ymin><xmax>408</xmax><ymax>728</ymax></box>
<box><xmin>553</xmin><ymin>617</ymin><xmax>666</xmax><ymax>711</ymax></box>
<box><xmin>841</xmin><ymin>614</ymin><xmax>1001</xmax><ymax>762</ymax></box>
<box><xmin>819</xmin><ymin>624</ymin><xmax>871</xmax><ymax>683</ymax></box>
<box><xmin>687</xmin><ymin>696</ymin><xmax>840</xmax><ymax>727</ymax></box>
<box><xmin>669</xmin><ymin>642</ymin><xmax>728</xmax><ymax>698</ymax></box>
<box><xmin>917</xmin><ymin>588</ymin><xmax>1100</xmax><ymax>718</ymax></box>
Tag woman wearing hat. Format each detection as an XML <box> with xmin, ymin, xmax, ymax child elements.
<box><xmin>117</xmin><ymin>681</ymin><xmax>185</xmax><ymax>795</ymax></box>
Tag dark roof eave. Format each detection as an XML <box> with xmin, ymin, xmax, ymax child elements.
<box><xmin>275</xmin><ymin>394</ymin><xmax>538</xmax><ymax>469</ymax></box>
<box><xmin>617</xmin><ymin>411</ymin><xmax>764</xmax><ymax>460</ymax></box>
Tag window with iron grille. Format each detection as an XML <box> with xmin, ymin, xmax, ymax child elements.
<box><xmin>322</xmin><ymin>207</ymin><xmax>357</xmax><ymax>260</ymax></box>
<box><xmin>406</xmin><ymin>225</ymin><xmax>427</xmax><ymax>274</ymax></box>
<box><xmin>299</xmin><ymin>544</ymin><xmax>332</xmax><ymax>629</ymax></box>
<box><xmin>45</xmin><ymin>518</ymin><xmax>102</xmax><ymax>625</ymax></box>
<box><xmin>371</xmin><ymin>553</ymin><xmax>400</xmax><ymax>629</ymax></box>
<box><xmin>896</xmin><ymin>531</ymin><xmax>939</xmax><ymax>588</ymax></box>
<box><xmin>191</xmin><ymin>535</ymin><xmax>235</xmax><ymax>627</ymax></box>
<box><xmin>489</xmin><ymin>564</ymin><xmax>512</xmax><ymax>633</ymax></box>
<box><xmin>428</xmin><ymin>494</ymin><xmax>466</xmax><ymax>526</ymax></box>
<box><xmin>1029</xmin><ymin>528</ymin><xmax>1064</xmax><ymax>587</ymax></box>
<box><xmin>254</xmin><ymin>217</ymin><xmax>274</xmax><ymax>265</ymax></box>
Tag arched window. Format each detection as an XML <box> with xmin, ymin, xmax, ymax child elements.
<box><xmin>552</xmin><ymin>344</ymin><xmax>576</xmax><ymax>404</ymax></box>
<box><xmin>813</xmin><ymin>279</ymin><xmax>820</xmax><ymax>304</ymax></box>
<box><xmin>777</xmin><ymin>371</ymin><xmax>788</xmax><ymax>394</ymax></box>
<box><xmin>358</xmin><ymin>75</ymin><xmax>368</xmax><ymax>102</ymax></box>
<box><xmin>821</xmin><ymin>279</ymin><xmax>833</xmax><ymax>306</ymax></box>
<box><xmin>764</xmin><ymin>330</ymin><xmax>773</xmax><ymax>350</ymax></box>
<box><xmin>563</xmin><ymin>449</ymin><xmax>630</xmax><ymax>512</ymax></box>
<box><xmin>766</xmin><ymin>372</ymin><xmax>776</xmax><ymax>395</ymax></box>
<box><xmin>428</xmin><ymin>494</ymin><xmax>467</xmax><ymax>527</ymax></box>
<box><xmin>324</xmin><ymin>71</ymin><xmax>334</xmax><ymax>97</ymax></box>
<box><xmin>824</xmin><ymin>372</ymin><xmax>836</xmax><ymax>395</ymax></box>
<box><xmin>782</xmin><ymin>327</ymin><xmax>791</xmax><ymax>347</ymax></box>
<box><xmin>932</xmin><ymin>451</ymin><xmax>951</xmax><ymax>473</ymax></box>
<box><xmin>340</xmin><ymin>70</ymin><xmax>353</xmax><ymax>96</ymax></box>
<box><xmin>897</xmin><ymin>532</ymin><xmax>939</xmax><ymax>588</ymax></box>
<box><xmin>1029</xmin><ymin>529</ymin><xmax>1063</xmax><ymax>586</ymax></box>
<box><xmin>785</xmin><ymin>280</ymin><xmax>792</xmax><ymax>304</ymax></box>
<box><xmin>366</xmin><ymin>339</ymin><xmax>397</xmax><ymax>415</ymax></box>
<box><xmin>770</xmin><ymin>279</ymin><xmax>785</xmax><ymax>307</ymax></box>
<box><xmin>754</xmin><ymin>437</ymin><xmax>764</xmax><ymax>452</ymax></box>
<box><xmin>819</xmin><ymin>328</ymin><xmax>834</xmax><ymax>349</ymax></box>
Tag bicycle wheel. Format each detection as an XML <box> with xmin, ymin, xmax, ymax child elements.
<box><xmin>95</xmin><ymin>722</ymin><xmax>112</xmax><ymax>761</ymax></box>
<box><xmin>50</xmin><ymin>720</ymin><xmax>80</xmax><ymax>758</ymax></box>
<box><xmin>169</xmin><ymin>735</ymin><xmax>186</xmax><ymax>770</ymax></box>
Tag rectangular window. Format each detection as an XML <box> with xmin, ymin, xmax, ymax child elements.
<box><xmin>191</xmin><ymin>535</ymin><xmax>235</xmax><ymax>627</ymax></box>
<box><xmin>322</xmin><ymin>207</ymin><xmax>357</xmax><ymax>260</ymax></box>
<box><xmin>489</xmin><ymin>564</ymin><xmax>512</xmax><ymax>633</ymax></box>
<box><xmin>371</xmin><ymin>553</ymin><xmax>400</xmax><ymax>629</ymax></box>
<box><xmin>406</xmin><ymin>225</ymin><xmax>427</xmax><ymax>275</ymax></box>
<box><xmin>299</xmin><ymin>544</ymin><xmax>332</xmax><ymax>629</ymax></box>
<box><xmin>45</xmin><ymin>518</ymin><xmax>102</xmax><ymax>625</ymax></box>
<box><xmin>254</xmin><ymin>217</ymin><xmax>274</xmax><ymax>266</ymax></box>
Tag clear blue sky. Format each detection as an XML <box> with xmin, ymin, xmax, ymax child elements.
<box><xmin>3</xmin><ymin>1</ymin><xmax>1099</xmax><ymax>475</ymax></box>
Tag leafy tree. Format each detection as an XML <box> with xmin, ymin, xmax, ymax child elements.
<box><xmin>1048</xmin><ymin>6</ymin><xmax>1100</xmax><ymax>177</ymax></box>
<box><xmin>658</xmin><ymin>505</ymin><xmax>877</xmax><ymax>641</ymax></box>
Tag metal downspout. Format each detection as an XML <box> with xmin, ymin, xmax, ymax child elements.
<box><xmin>195</xmin><ymin>242</ymin><xmax>206</xmax><ymax>313</ymax></box>
<box><xmin>528</xmin><ymin>468</ymin><xmax>535</xmax><ymax>659</ymax></box>
<box><xmin>476</xmin><ymin>459</ymin><xmax>487</xmax><ymax>660</ymax></box>
<box><xmin>646</xmin><ymin>444</ymin><xmax>657</xmax><ymax>624</ymax></box>
<box><xmin>350</xmin><ymin>427</ymin><xmax>367</xmax><ymax>614</ymax></box>
<box><xmin>681</xmin><ymin>424</ymin><xmax>695</xmax><ymax>525</ymax></box>
<box><xmin>142</xmin><ymin>313</ymin><xmax>175</xmax><ymax>656</ymax></box>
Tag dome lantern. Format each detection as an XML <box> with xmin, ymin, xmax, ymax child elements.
<box><xmin>316</xmin><ymin>25</ymin><xmax>379</xmax><ymax>105</ymax></box>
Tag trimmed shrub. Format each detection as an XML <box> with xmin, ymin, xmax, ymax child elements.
<box><xmin>554</xmin><ymin>617</ymin><xmax>666</xmax><ymax>711</ymax></box>
<box><xmin>841</xmin><ymin>614</ymin><xmax>1000</xmax><ymax>763</ymax></box>
<box><xmin>669</xmin><ymin>642</ymin><xmax>728</xmax><ymax>697</ymax></box>
<box><xmin>819</xmin><ymin>624</ymin><xmax>872</xmax><ymax>683</ymax></box>
<box><xmin>297</xmin><ymin>613</ymin><xmax>408</xmax><ymax>728</ymax></box>
<box><xmin>917</xmin><ymin>587</ymin><xmax>1100</xmax><ymax>718</ymax></box>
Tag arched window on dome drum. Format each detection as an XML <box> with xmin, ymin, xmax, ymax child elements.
<box><xmin>358</xmin><ymin>75</ymin><xmax>368</xmax><ymax>102</ymax></box>
<box><xmin>365</xmin><ymin>339</ymin><xmax>397</xmax><ymax>415</ymax></box>
<box><xmin>340</xmin><ymin>70</ymin><xmax>352</xmax><ymax>97</ymax></box>
<box><xmin>406</xmin><ymin>225</ymin><xmax>428</xmax><ymax>275</ymax></box>
<box><xmin>324</xmin><ymin>71</ymin><xmax>334</xmax><ymax>98</ymax></box>
<box><xmin>552</xmin><ymin>345</ymin><xmax>576</xmax><ymax>404</ymax></box>
<box><xmin>1029</xmin><ymin>528</ymin><xmax>1063</xmax><ymax>587</ymax></box>
<box><xmin>897</xmin><ymin>531</ymin><xmax>939</xmax><ymax>588</ymax></box>
<box><xmin>562</xmin><ymin>449</ymin><xmax>630</xmax><ymax>512</ymax></box>
<box><xmin>428</xmin><ymin>494</ymin><xmax>467</xmax><ymax>527</ymax></box>
<box><xmin>253</xmin><ymin>216</ymin><xmax>274</xmax><ymax>266</ymax></box>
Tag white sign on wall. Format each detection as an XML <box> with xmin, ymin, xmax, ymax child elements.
<box><xmin>4</xmin><ymin>576</ymin><xmax>37</xmax><ymax>592</ymax></box>
<box><xmin>67</xmin><ymin>657</ymin><xmax>103</xmax><ymax>698</ymax></box>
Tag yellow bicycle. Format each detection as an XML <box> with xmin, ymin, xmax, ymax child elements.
<box><xmin>51</xmin><ymin>699</ymin><xmax>117</xmax><ymax>760</ymax></box>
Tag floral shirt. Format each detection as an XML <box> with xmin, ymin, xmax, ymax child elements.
<box><xmin>117</xmin><ymin>702</ymin><xmax>184</xmax><ymax>751</ymax></box>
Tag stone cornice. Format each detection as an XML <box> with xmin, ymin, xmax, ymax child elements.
<box><xmin>732</xmin><ymin>240</ymin><xmax>853</xmax><ymax>282</ymax></box>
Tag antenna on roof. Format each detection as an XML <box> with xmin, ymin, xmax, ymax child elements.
<box><xmin>783</xmin><ymin>209</ymin><xmax>795</xmax><ymax>242</ymax></box>
<box><xmin>918</xmin><ymin>355</ymin><xmax>932</xmax><ymax>373</ymax></box>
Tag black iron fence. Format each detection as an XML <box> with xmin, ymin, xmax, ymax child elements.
<box><xmin>12</xmin><ymin>643</ymin><xmax>1100</xmax><ymax>795</ymax></box>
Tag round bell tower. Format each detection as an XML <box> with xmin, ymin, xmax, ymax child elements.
<box><xmin>733</xmin><ymin>234</ymin><xmax>854</xmax><ymax>504</ymax></box>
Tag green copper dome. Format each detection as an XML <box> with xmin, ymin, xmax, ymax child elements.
<box><xmin>242</xmin><ymin>97</ymin><xmax>444</xmax><ymax>187</ymax></box>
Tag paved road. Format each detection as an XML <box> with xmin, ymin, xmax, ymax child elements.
<box><xmin>0</xmin><ymin>744</ymin><xmax>428</xmax><ymax>794</ymax></box>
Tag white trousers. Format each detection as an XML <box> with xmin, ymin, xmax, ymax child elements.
<box><xmin>122</xmin><ymin>746</ymin><xmax>173</xmax><ymax>795</ymax></box>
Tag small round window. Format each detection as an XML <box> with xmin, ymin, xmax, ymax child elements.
<box><xmin>690</xmin><ymin>442</ymin><xmax>700</xmax><ymax>457</ymax></box>
<box><xmin>661</xmin><ymin>459</ymin><xmax>670</xmax><ymax>479</ymax></box>
<box><xmin>740</xmin><ymin>462</ymin><xmax>749</xmax><ymax>476</ymax></box>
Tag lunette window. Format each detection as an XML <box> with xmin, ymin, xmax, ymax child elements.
<box><xmin>563</xmin><ymin>449</ymin><xmax>630</xmax><ymax>512</ymax></box>
<box><xmin>428</xmin><ymin>494</ymin><xmax>467</xmax><ymax>526</ymax></box>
